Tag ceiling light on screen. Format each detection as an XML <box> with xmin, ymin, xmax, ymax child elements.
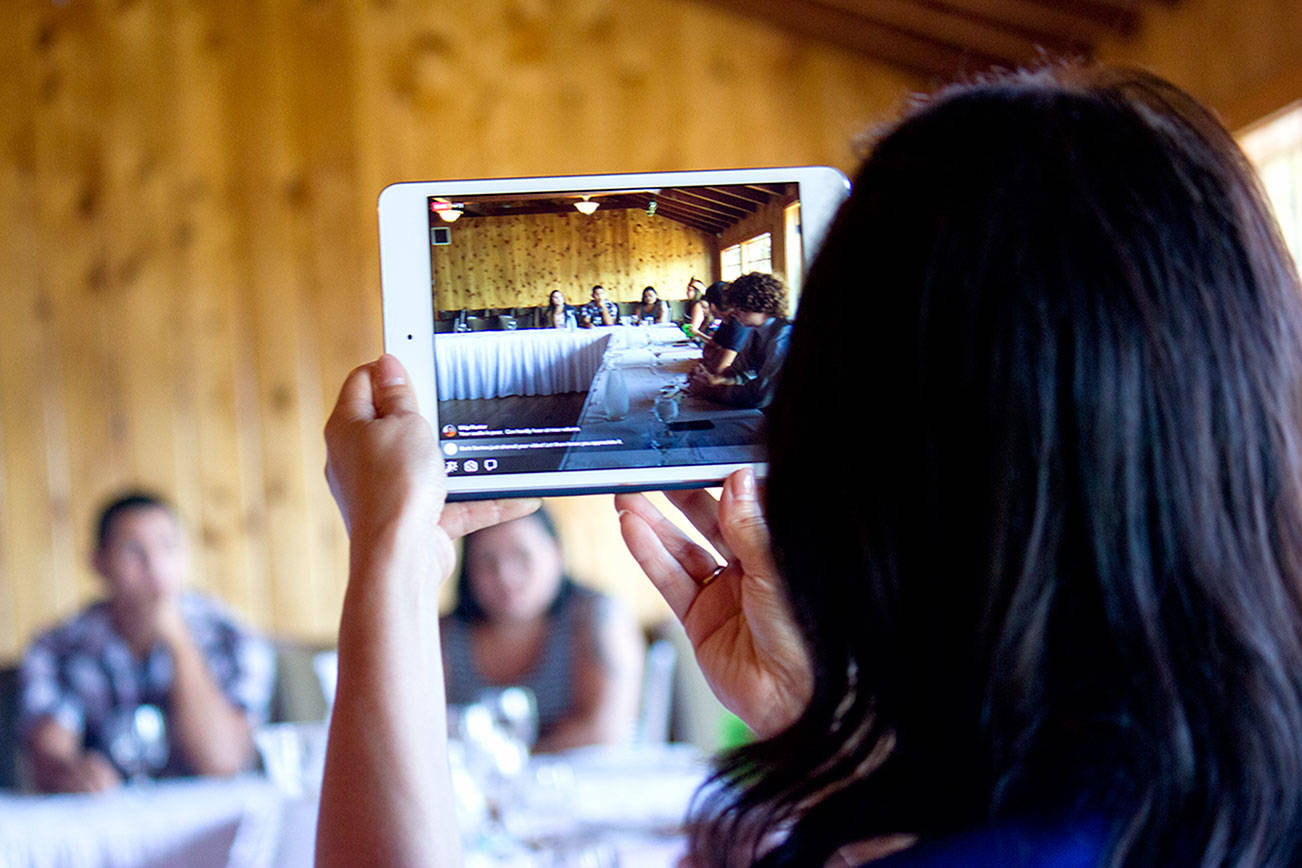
<box><xmin>574</xmin><ymin>196</ymin><xmax>599</xmax><ymax>215</ymax></box>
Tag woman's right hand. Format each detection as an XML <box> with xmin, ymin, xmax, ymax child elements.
<box><xmin>615</xmin><ymin>469</ymin><xmax>812</xmax><ymax>738</ymax></box>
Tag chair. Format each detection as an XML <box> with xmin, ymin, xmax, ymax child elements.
<box><xmin>0</xmin><ymin>664</ymin><xmax>24</xmax><ymax>790</ymax></box>
<box><xmin>667</xmin><ymin>299</ymin><xmax>687</xmax><ymax>322</ymax></box>
<box><xmin>494</xmin><ymin>314</ymin><xmax>519</xmax><ymax>331</ymax></box>
<box><xmin>268</xmin><ymin>641</ymin><xmax>330</xmax><ymax>724</ymax></box>
<box><xmin>464</xmin><ymin>316</ymin><xmax>494</xmax><ymax>332</ymax></box>
<box><xmin>634</xmin><ymin>639</ymin><xmax>677</xmax><ymax>745</ymax></box>
<box><xmin>434</xmin><ymin>319</ymin><xmax>457</xmax><ymax>333</ymax></box>
<box><xmin>513</xmin><ymin>308</ymin><xmax>537</xmax><ymax>330</ymax></box>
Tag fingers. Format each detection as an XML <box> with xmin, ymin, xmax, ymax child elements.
<box><xmin>717</xmin><ymin>468</ymin><xmax>774</xmax><ymax>577</ymax></box>
<box><xmin>371</xmin><ymin>354</ymin><xmax>421</xmax><ymax>418</ymax></box>
<box><xmin>616</xmin><ymin>498</ymin><xmax>699</xmax><ymax>620</ymax></box>
<box><xmin>664</xmin><ymin>488</ymin><xmax>734</xmax><ymax>562</ymax></box>
<box><xmin>327</xmin><ymin>362</ymin><xmax>378</xmax><ymax>432</ymax></box>
<box><xmin>439</xmin><ymin>498</ymin><xmax>541</xmax><ymax>540</ymax></box>
<box><xmin>615</xmin><ymin>493</ymin><xmax>717</xmax><ymax>621</ymax></box>
<box><xmin>326</xmin><ymin>355</ymin><xmax>420</xmax><ymax>436</ymax></box>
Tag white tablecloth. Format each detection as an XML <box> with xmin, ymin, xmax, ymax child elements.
<box><xmin>0</xmin><ymin>742</ymin><xmax>706</xmax><ymax>868</ymax></box>
<box><xmin>435</xmin><ymin>329</ymin><xmax>614</xmax><ymax>401</ymax></box>
<box><xmin>0</xmin><ymin>776</ymin><xmax>285</xmax><ymax>868</ymax></box>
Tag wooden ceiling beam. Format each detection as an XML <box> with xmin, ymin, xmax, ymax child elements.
<box><xmin>821</xmin><ymin>0</ymin><xmax>1053</xmax><ymax>65</ymax></box>
<box><xmin>657</xmin><ymin>188</ymin><xmax>753</xmax><ymax>222</ymax></box>
<box><xmin>924</xmin><ymin>0</ymin><xmax>1099</xmax><ymax>52</ymax></box>
<box><xmin>695</xmin><ymin>0</ymin><xmax>1007</xmax><ymax>79</ymax></box>
<box><xmin>1024</xmin><ymin>0</ymin><xmax>1142</xmax><ymax>36</ymax></box>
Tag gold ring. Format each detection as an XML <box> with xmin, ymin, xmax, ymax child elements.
<box><xmin>699</xmin><ymin>564</ymin><xmax>726</xmax><ymax>588</ymax></box>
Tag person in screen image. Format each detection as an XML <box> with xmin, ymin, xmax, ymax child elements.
<box><xmin>688</xmin><ymin>271</ymin><xmax>790</xmax><ymax>409</ymax></box>
<box><xmin>636</xmin><ymin>286</ymin><xmax>671</xmax><ymax>324</ymax></box>
<box><xmin>18</xmin><ymin>492</ymin><xmax>274</xmax><ymax>792</ymax></box>
<box><xmin>684</xmin><ymin>277</ymin><xmax>710</xmax><ymax>334</ymax></box>
<box><xmin>542</xmin><ymin>289</ymin><xmax>576</xmax><ymax>329</ymax></box>
<box><xmin>700</xmin><ymin>288</ymin><xmax>753</xmax><ymax>378</ymax></box>
<box><xmin>315</xmin><ymin>65</ymin><xmax>1302</xmax><ymax>867</ymax></box>
<box><xmin>578</xmin><ymin>284</ymin><xmax>619</xmax><ymax>327</ymax></box>
<box><xmin>440</xmin><ymin>509</ymin><xmax>643</xmax><ymax>753</ymax></box>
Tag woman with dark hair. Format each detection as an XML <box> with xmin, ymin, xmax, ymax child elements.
<box><xmin>684</xmin><ymin>277</ymin><xmax>710</xmax><ymax>334</ymax></box>
<box><xmin>637</xmin><ymin>285</ymin><xmax>671</xmax><ymax>323</ymax></box>
<box><xmin>317</xmin><ymin>66</ymin><xmax>1302</xmax><ymax>866</ymax></box>
<box><xmin>441</xmin><ymin>509</ymin><xmax>643</xmax><ymax>753</ymax></box>
<box><xmin>541</xmin><ymin>289</ymin><xmax>576</xmax><ymax>329</ymax></box>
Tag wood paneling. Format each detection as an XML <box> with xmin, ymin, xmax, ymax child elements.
<box><xmin>0</xmin><ymin>0</ymin><xmax>916</xmax><ymax>660</ymax></box>
<box><xmin>431</xmin><ymin>209</ymin><xmax>713</xmax><ymax>311</ymax></box>
<box><xmin>5</xmin><ymin>0</ymin><xmax>1293</xmax><ymax>662</ymax></box>
<box><xmin>1096</xmin><ymin>0</ymin><xmax>1302</xmax><ymax>129</ymax></box>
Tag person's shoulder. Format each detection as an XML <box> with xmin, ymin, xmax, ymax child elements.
<box><xmin>866</xmin><ymin>813</ymin><xmax>1109</xmax><ymax>868</ymax></box>
<box><xmin>28</xmin><ymin>600</ymin><xmax>113</xmax><ymax>653</ymax></box>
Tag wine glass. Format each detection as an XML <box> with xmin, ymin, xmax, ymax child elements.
<box><xmin>652</xmin><ymin>391</ymin><xmax>679</xmax><ymax>451</ymax></box>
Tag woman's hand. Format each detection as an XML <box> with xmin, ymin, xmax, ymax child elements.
<box><xmin>324</xmin><ymin>354</ymin><xmax>538</xmax><ymax>575</ymax></box>
<box><xmin>615</xmin><ymin>469</ymin><xmax>812</xmax><ymax>738</ymax></box>
<box><xmin>318</xmin><ymin>354</ymin><xmax>538</xmax><ymax>868</ymax></box>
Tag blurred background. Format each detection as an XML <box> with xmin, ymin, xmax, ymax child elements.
<box><xmin>1</xmin><ymin>0</ymin><xmax>1300</xmax><ymax>660</ymax></box>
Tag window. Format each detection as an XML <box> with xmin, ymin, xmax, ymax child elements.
<box><xmin>720</xmin><ymin>232</ymin><xmax>772</xmax><ymax>281</ymax></box>
<box><xmin>1240</xmin><ymin>102</ymin><xmax>1302</xmax><ymax>265</ymax></box>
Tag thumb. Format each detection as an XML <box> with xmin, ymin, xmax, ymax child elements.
<box><xmin>719</xmin><ymin>467</ymin><xmax>776</xmax><ymax>578</ymax></box>
<box><xmin>371</xmin><ymin>354</ymin><xmax>420</xmax><ymax>417</ymax></box>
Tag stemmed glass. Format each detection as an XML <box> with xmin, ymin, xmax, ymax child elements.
<box><xmin>651</xmin><ymin>386</ymin><xmax>680</xmax><ymax>452</ymax></box>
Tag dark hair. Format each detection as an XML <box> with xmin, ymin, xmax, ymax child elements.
<box><xmin>724</xmin><ymin>272</ymin><xmax>787</xmax><ymax>316</ymax></box>
<box><xmin>693</xmin><ymin>67</ymin><xmax>1302</xmax><ymax>866</ymax></box>
<box><xmin>703</xmin><ymin>280</ymin><xmax>729</xmax><ymax>308</ymax></box>
<box><xmin>642</xmin><ymin>286</ymin><xmax>658</xmax><ymax>302</ymax></box>
<box><xmin>95</xmin><ymin>490</ymin><xmax>175</xmax><ymax>551</ymax></box>
<box><xmin>451</xmin><ymin>508</ymin><xmax>576</xmax><ymax>623</ymax></box>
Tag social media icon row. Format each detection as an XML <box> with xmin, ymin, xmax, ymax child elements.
<box><xmin>445</xmin><ymin>458</ymin><xmax>498</xmax><ymax>474</ymax></box>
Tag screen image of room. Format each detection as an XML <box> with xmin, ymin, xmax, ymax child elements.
<box><xmin>428</xmin><ymin>184</ymin><xmax>802</xmax><ymax>475</ymax></box>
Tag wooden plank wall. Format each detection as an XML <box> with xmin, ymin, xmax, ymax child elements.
<box><xmin>431</xmin><ymin>209</ymin><xmax>713</xmax><ymax>311</ymax></box>
<box><xmin>0</xmin><ymin>0</ymin><xmax>918</xmax><ymax>660</ymax></box>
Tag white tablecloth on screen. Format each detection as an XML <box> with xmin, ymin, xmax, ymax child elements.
<box><xmin>435</xmin><ymin>329</ymin><xmax>614</xmax><ymax>401</ymax></box>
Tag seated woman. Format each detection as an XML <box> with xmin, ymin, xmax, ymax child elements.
<box><xmin>317</xmin><ymin>66</ymin><xmax>1302</xmax><ymax>867</ymax></box>
<box><xmin>440</xmin><ymin>509</ymin><xmax>643</xmax><ymax>753</ymax></box>
<box><xmin>689</xmin><ymin>272</ymin><xmax>790</xmax><ymax>409</ymax></box>
<box><xmin>635</xmin><ymin>286</ymin><xmax>671</xmax><ymax>324</ymax></box>
<box><xmin>683</xmin><ymin>277</ymin><xmax>710</xmax><ymax>334</ymax></box>
<box><xmin>541</xmin><ymin>289</ymin><xmax>576</xmax><ymax>329</ymax></box>
<box><xmin>687</xmin><ymin>280</ymin><xmax>730</xmax><ymax>341</ymax></box>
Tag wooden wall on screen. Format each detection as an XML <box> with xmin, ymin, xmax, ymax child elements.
<box><xmin>430</xmin><ymin>210</ymin><xmax>714</xmax><ymax>311</ymax></box>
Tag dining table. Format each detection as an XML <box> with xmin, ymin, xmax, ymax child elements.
<box><xmin>559</xmin><ymin>328</ymin><xmax>766</xmax><ymax>470</ymax></box>
<box><xmin>0</xmin><ymin>741</ymin><xmax>708</xmax><ymax>868</ymax></box>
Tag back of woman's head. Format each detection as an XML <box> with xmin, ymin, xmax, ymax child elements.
<box><xmin>702</xmin><ymin>67</ymin><xmax>1302</xmax><ymax>866</ymax></box>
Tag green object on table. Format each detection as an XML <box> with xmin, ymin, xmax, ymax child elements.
<box><xmin>719</xmin><ymin>711</ymin><xmax>753</xmax><ymax>750</ymax></box>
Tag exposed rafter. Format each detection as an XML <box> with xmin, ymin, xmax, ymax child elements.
<box><xmin>692</xmin><ymin>0</ymin><xmax>1170</xmax><ymax>81</ymax></box>
<box><xmin>453</xmin><ymin>184</ymin><xmax>798</xmax><ymax>235</ymax></box>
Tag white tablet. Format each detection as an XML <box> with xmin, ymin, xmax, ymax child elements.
<box><xmin>379</xmin><ymin>166</ymin><xmax>850</xmax><ymax>500</ymax></box>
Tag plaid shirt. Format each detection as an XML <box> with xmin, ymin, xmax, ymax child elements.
<box><xmin>18</xmin><ymin>593</ymin><xmax>275</xmax><ymax>777</ymax></box>
<box><xmin>579</xmin><ymin>299</ymin><xmax>620</xmax><ymax>325</ymax></box>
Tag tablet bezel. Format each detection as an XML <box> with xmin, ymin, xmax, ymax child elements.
<box><xmin>378</xmin><ymin>166</ymin><xmax>849</xmax><ymax>500</ymax></box>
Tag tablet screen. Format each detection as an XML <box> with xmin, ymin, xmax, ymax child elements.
<box><xmin>379</xmin><ymin>168</ymin><xmax>848</xmax><ymax>498</ymax></box>
<box><xmin>429</xmin><ymin>182</ymin><xmax>809</xmax><ymax>480</ymax></box>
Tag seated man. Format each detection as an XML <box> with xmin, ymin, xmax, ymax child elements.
<box><xmin>578</xmin><ymin>284</ymin><xmax>619</xmax><ymax>327</ymax></box>
<box><xmin>18</xmin><ymin>492</ymin><xmax>275</xmax><ymax>792</ymax></box>
<box><xmin>688</xmin><ymin>272</ymin><xmax>792</xmax><ymax>410</ymax></box>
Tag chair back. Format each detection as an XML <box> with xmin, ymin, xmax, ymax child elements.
<box><xmin>634</xmin><ymin>639</ymin><xmax>677</xmax><ymax>744</ymax></box>
<box><xmin>0</xmin><ymin>664</ymin><xmax>21</xmax><ymax>789</ymax></box>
